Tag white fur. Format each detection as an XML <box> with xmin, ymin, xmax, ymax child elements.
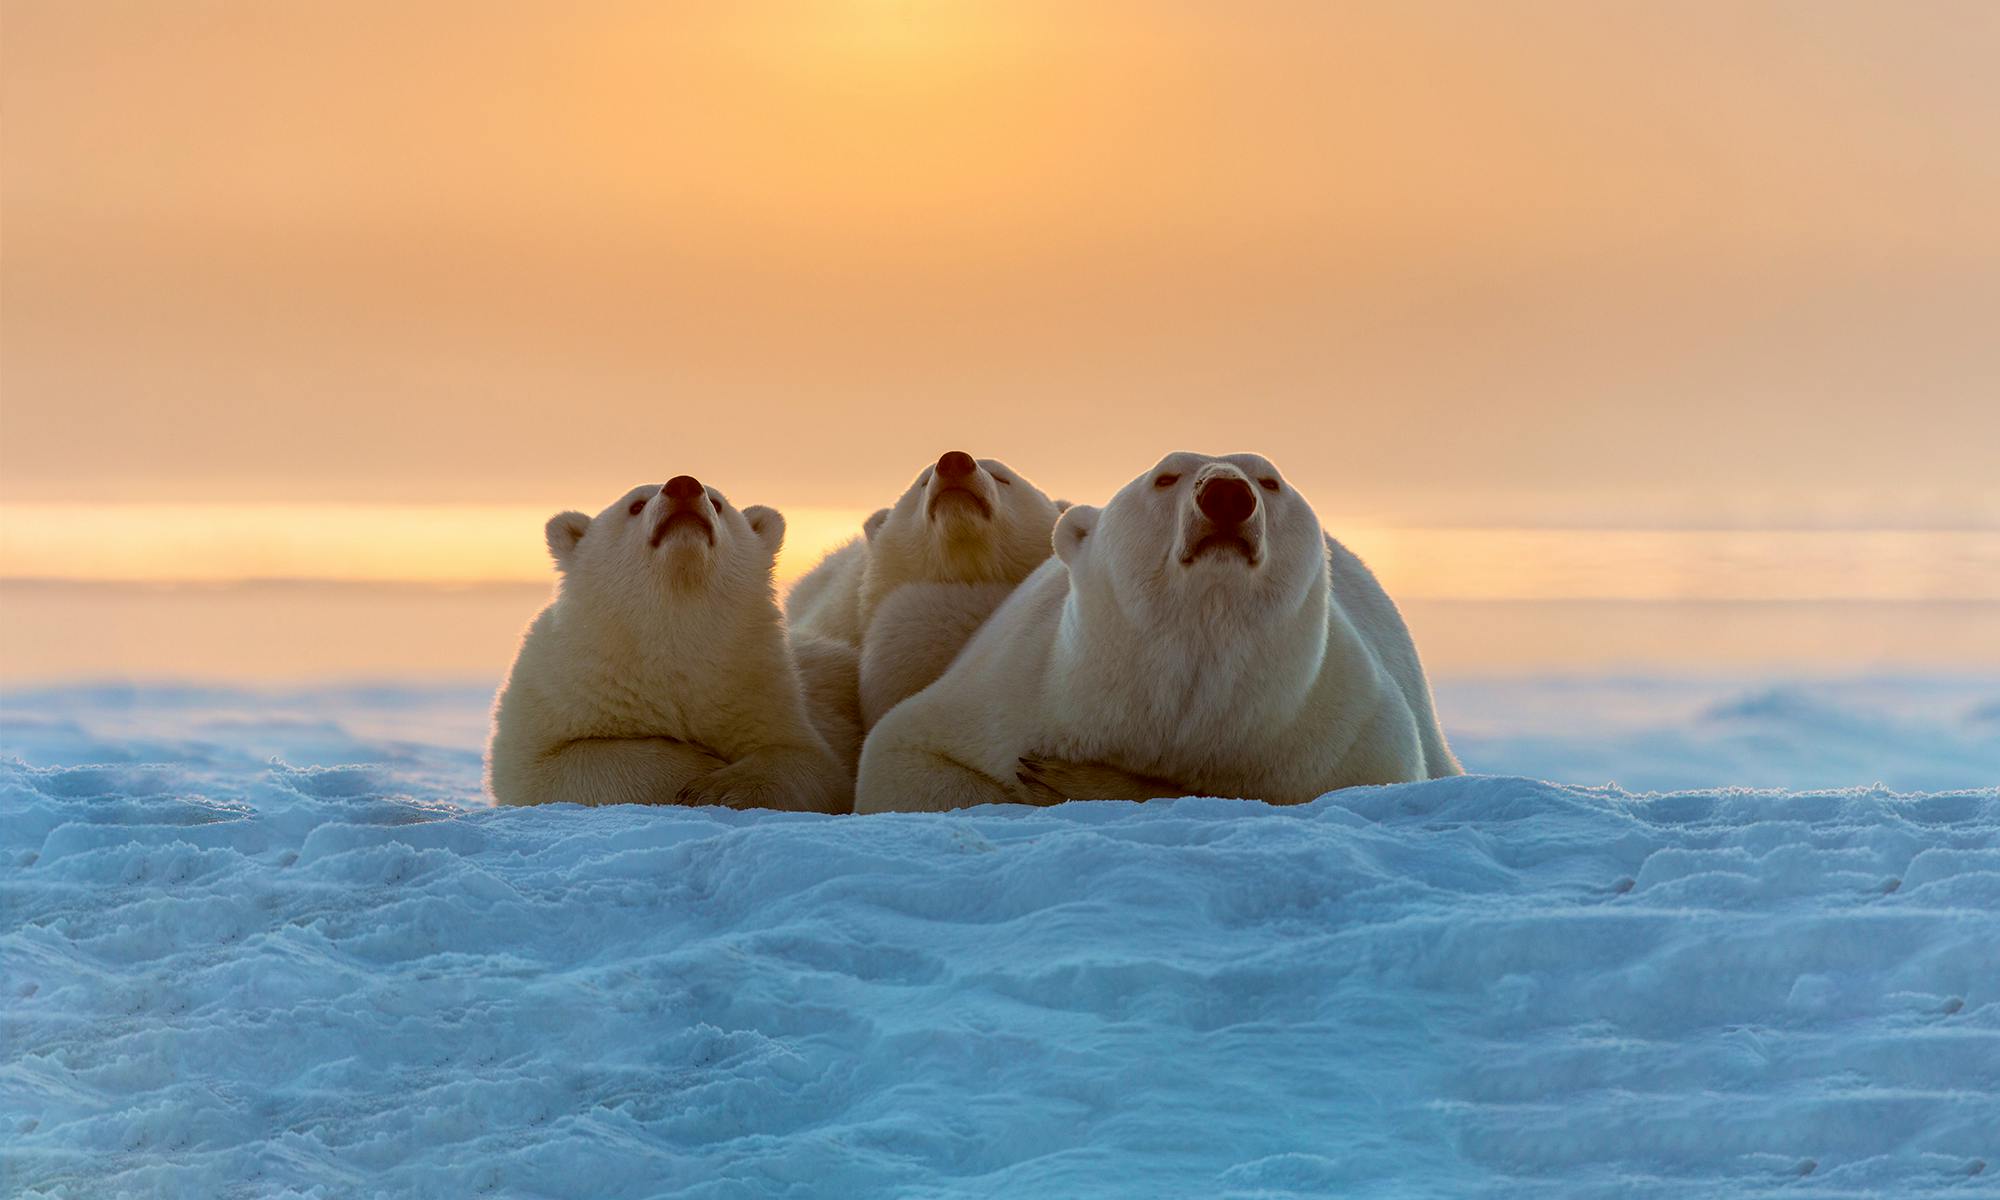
<box><xmin>783</xmin><ymin>525</ymin><xmax>874</xmax><ymax>649</ymax></box>
<box><xmin>854</xmin><ymin>452</ymin><xmax>1461</xmax><ymax>813</ymax></box>
<box><xmin>786</xmin><ymin>456</ymin><xmax>1065</xmax><ymax>731</ymax></box>
<box><xmin>487</xmin><ymin>480</ymin><xmax>848</xmax><ymax>812</ymax></box>
<box><xmin>857</xmin><ymin>581</ymin><xmax>1018</xmax><ymax>729</ymax></box>
<box><xmin>792</xmin><ymin>634</ymin><xmax>863</xmax><ymax>774</ymax></box>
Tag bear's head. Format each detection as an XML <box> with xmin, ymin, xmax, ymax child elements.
<box><xmin>1055</xmin><ymin>451</ymin><xmax>1326</xmax><ymax>627</ymax></box>
<box><xmin>860</xmin><ymin>450</ymin><xmax>1065</xmax><ymax>612</ymax></box>
<box><xmin>545</xmin><ymin>474</ymin><xmax>784</xmax><ymax>623</ymax></box>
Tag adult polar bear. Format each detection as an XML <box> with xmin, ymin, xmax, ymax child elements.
<box><xmin>854</xmin><ymin>452</ymin><xmax>1460</xmax><ymax>812</ymax></box>
<box><xmin>488</xmin><ymin>475</ymin><xmax>848</xmax><ymax>812</ymax></box>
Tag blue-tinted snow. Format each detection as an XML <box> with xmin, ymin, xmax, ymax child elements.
<box><xmin>2</xmin><ymin>681</ymin><xmax>1996</xmax><ymax>1197</ymax></box>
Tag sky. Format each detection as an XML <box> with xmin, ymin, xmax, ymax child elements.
<box><xmin>3</xmin><ymin>2</ymin><xmax>1999</xmax><ymax>683</ymax></box>
<box><xmin>5</xmin><ymin>0</ymin><xmax>1997</xmax><ymax>539</ymax></box>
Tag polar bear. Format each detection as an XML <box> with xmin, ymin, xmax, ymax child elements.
<box><xmin>789</xmin><ymin>634</ymin><xmax>864</xmax><ymax>774</ymax></box>
<box><xmin>853</xmin><ymin>451</ymin><xmax>1460</xmax><ymax>813</ymax></box>
<box><xmin>787</xmin><ymin>451</ymin><xmax>1065</xmax><ymax>730</ymax></box>
<box><xmin>487</xmin><ymin>474</ymin><xmax>849</xmax><ymax>812</ymax></box>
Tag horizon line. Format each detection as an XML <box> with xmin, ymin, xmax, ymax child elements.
<box><xmin>3</xmin><ymin>505</ymin><xmax>1997</xmax><ymax>601</ymax></box>
<box><xmin>9</xmin><ymin>577</ymin><xmax>2000</xmax><ymax>607</ymax></box>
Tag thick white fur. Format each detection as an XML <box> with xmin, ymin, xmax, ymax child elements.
<box><xmin>791</xmin><ymin>635</ymin><xmax>863</xmax><ymax>774</ymax></box>
<box><xmin>856</xmin><ymin>581</ymin><xmax>1018</xmax><ymax>729</ymax></box>
<box><xmin>784</xmin><ymin>530</ymin><xmax>873</xmax><ymax>649</ymax></box>
<box><xmin>787</xmin><ymin>457</ymin><xmax>1065</xmax><ymax>732</ymax></box>
<box><xmin>487</xmin><ymin>480</ymin><xmax>849</xmax><ymax>812</ymax></box>
<box><xmin>854</xmin><ymin>452</ymin><xmax>1461</xmax><ymax>813</ymax></box>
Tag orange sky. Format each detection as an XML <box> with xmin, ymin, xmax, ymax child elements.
<box><xmin>4</xmin><ymin>1</ymin><xmax>1998</xmax><ymax>529</ymax></box>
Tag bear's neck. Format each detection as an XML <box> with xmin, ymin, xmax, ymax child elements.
<box><xmin>553</xmin><ymin>587</ymin><xmax>778</xmax><ymax>696</ymax></box>
<box><xmin>1052</xmin><ymin>567</ymin><xmax>1332</xmax><ymax>749</ymax></box>
<box><xmin>858</xmin><ymin>537</ymin><xmax>1020</xmax><ymax>630</ymax></box>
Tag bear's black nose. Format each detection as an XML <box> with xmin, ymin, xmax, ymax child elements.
<box><xmin>664</xmin><ymin>475</ymin><xmax>704</xmax><ymax>502</ymax></box>
<box><xmin>935</xmin><ymin>451</ymin><xmax>976</xmax><ymax>481</ymax></box>
<box><xmin>1196</xmin><ymin>475</ymin><xmax>1256</xmax><ymax>526</ymax></box>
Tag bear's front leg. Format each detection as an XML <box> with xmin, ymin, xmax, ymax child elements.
<box><xmin>1014</xmin><ymin>756</ymin><xmax>1189</xmax><ymax>803</ymax></box>
<box><xmin>675</xmin><ymin>744</ymin><xmax>852</xmax><ymax>814</ymax></box>
<box><xmin>529</xmin><ymin>737</ymin><xmax>728</xmax><ymax>807</ymax></box>
<box><xmin>851</xmin><ymin>746</ymin><xmax>1018</xmax><ymax>813</ymax></box>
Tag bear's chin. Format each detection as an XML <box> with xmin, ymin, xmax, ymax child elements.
<box><xmin>654</xmin><ymin>540</ymin><xmax>718</xmax><ymax>590</ymax></box>
<box><xmin>929</xmin><ymin>500</ymin><xmax>1003</xmax><ymax>562</ymax></box>
<box><xmin>1179</xmin><ymin>534</ymin><xmax>1261</xmax><ymax>568</ymax></box>
<box><xmin>651</xmin><ymin>511</ymin><xmax>715</xmax><ymax>549</ymax></box>
<box><xmin>926</xmin><ymin>487</ymin><xmax>994</xmax><ymax>526</ymax></box>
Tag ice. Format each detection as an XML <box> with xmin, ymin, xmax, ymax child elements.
<box><xmin>3</xmin><ymin>680</ymin><xmax>1997</xmax><ymax>1196</ymax></box>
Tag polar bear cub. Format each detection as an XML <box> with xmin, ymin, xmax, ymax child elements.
<box><xmin>854</xmin><ymin>451</ymin><xmax>1460</xmax><ymax>813</ymax></box>
<box><xmin>488</xmin><ymin>474</ymin><xmax>849</xmax><ymax>812</ymax></box>
<box><xmin>788</xmin><ymin>451</ymin><xmax>1066</xmax><ymax>729</ymax></box>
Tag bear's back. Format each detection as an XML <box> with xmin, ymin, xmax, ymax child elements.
<box><xmin>1322</xmin><ymin>534</ymin><xmax>1461</xmax><ymax>778</ymax></box>
<box><xmin>785</xmin><ymin>537</ymin><xmax>867</xmax><ymax>643</ymax></box>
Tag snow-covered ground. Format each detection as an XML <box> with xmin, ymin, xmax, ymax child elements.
<box><xmin>4</xmin><ymin>679</ymin><xmax>1998</xmax><ymax>1197</ymax></box>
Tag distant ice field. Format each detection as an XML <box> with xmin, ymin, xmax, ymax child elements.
<box><xmin>4</xmin><ymin>673</ymin><xmax>1995</xmax><ymax>793</ymax></box>
<box><xmin>2</xmin><ymin>678</ymin><xmax>1997</xmax><ymax>1197</ymax></box>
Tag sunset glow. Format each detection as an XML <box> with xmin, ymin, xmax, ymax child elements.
<box><xmin>5</xmin><ymin>504</ymin><xmax>1995</xmax><ymax>603</ymax></box>
<box><xmin>2</xmin><ymin>1</ymin><xmax>1996</xmax><ymax>683</ymax></box>
<box><xmin>5</xmin><ymin>1</ymin><xmax>1995</xmax><ymax>524</ymax></box>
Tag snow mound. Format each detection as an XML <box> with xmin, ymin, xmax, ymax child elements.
<box><xmin>5</xmin><ymin>757</ymin><xmax>1997</xmax><ymax>1197</ymax></box>
<box><xmin>1440</xmin><ymin>676</ymin><xmax>2000</xmax><ymax>793</ymax></box>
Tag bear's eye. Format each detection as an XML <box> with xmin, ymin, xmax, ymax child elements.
<box><xmin>1154</xmin><ymin>473</ymin><xmax>1181</xmax><ymax>489</ymax></box>
<box><xmin>1259</xmin><ymin>477</ymin><xmax>1280</xmax><ymax>492</ymax></box>
<box><xmin>994</xmin><ymin>476</ymin><xmax>1012</xmax><ymax>486</ymax></box>
<box><xmin>628</xmin><ymin>498</ymin><xmax>648</xmax><ymax>516</ymax></box>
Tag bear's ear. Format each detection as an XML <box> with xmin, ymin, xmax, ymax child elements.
<box><xmin>1053</xmin><ymin>499</ymin><xmax>1073</xmax><ymax>513</ymax></box>
<box><xmin>545</xmin><ymin>511</ymin><xmax>590</xmax><ymax>571</ymax></box>
<box><xmin>862</xmin><ymin>507</ymin><xmax>890</xmax><ymax>543</ymax></box>
<box><xmin>1053</xmin><ymin>504</ymin><xmax>1098</xmax><ymax>566</ymax></box>
<box><xmin>743</xmin><ymin>505</ymin><xmax>786</xmax><ymax>558</ymax></box>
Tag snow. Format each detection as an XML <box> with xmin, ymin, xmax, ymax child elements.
<box><xmin>3</xmin><ymin>680</ymin><xmax>1998</xmax><ymax>1197</ymax></box>
<box><xmin>1436</xmin><ymin>675</ymin><xmax>2000</xmax><ymax>793</ymax></box>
